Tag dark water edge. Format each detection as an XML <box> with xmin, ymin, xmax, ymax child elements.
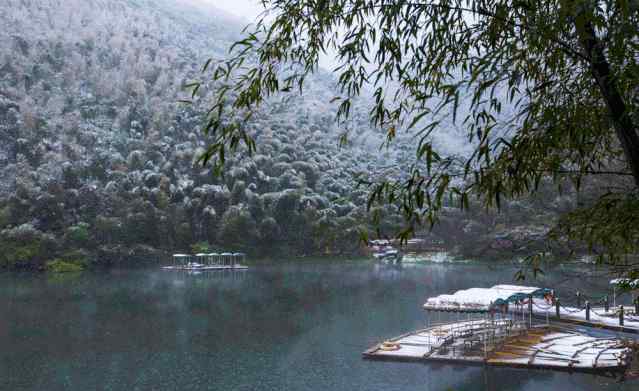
<box><xmin>0</xmin><ymin>261</ymin><xmax>636</xmax><ymax>391</ymax></box>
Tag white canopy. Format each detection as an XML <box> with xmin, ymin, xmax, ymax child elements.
<box><xmin>423</xmin><ymin>285</ymin><xmax>550</xmax><ymax>312</ymax></box>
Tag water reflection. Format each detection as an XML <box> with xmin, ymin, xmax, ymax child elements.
<box><xmin>0</xmin><ymin>262</ymin><xmax>636</xmax><ymax>390</ymax></box>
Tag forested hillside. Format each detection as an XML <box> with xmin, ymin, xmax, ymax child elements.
<box><xmin>0</xmin><ymin>0</ymin><xmax>415</xmax><ymax>269</ymax></box>
<box><xmin>0</xmin><ymin>0</ymin><xmax>587</xmax><ymax>270</ymax></box>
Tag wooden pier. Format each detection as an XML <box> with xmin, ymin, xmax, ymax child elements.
<box><xmin>363</xmin><ymin>321</ymin><xmax>633</xmax><ymax>374</ymax></box>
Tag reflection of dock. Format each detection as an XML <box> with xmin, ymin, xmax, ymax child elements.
<box><xmin>165</xmin><ymin>267</ymin><xmax>249</xmax><ymax>280</ymax></box>
<box><xmin>363</xmin><ymin>322</ymin><xmax>632</xmax><ymax>373</ymax></box>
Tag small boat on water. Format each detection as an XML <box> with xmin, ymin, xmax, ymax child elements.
<box><xmin>373</xmin><ymin>246</ymin><xmax>402</xmax><ymax>264</ymax></box>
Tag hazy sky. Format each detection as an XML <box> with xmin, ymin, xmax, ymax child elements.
<box><xmin>207</xmin><ymin>0</ymin><xmax>265</xmax><ymax>21</ymax></box>
<box><xmin>207</xmin><ymin>0</ymin><xmax>339</xmax><ymax>69</ymax></box>
<box><xmin>190</xmin><ymin>1</ymin><xmax>468</xmax><ymax>155</ymax></box>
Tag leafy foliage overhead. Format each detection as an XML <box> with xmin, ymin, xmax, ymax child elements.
<box><xmin>195</xmin><ymin>0</ymin><xmax>639</xmax><ymax>276</ymax></box>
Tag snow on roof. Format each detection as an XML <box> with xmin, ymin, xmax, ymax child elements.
<box><xmin>195</xmin><ymin>253</ymin><xmax>208</xmax><ymax>257</ymax></box>
<box><xmin>610</xmin><ymin>279</ymin><xmax>639</xmax><ymax>289</ymax></box>
<box><xmin>423</xmin><ymin>285</ymin><xmax>551</xmax><ymax>312</ymax></box>
<box><xmin>173</xmin><ymin>254</ymin><xmax>190</xmax><ymax>257</ymax></box>
<box><xmin>491</xmin><ymin>285</ymin><xmax>542</xmax><ymax>296</ymax></box>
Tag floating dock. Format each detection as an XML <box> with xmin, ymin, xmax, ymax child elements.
<box><xmin>365</xmin><ymin>284</ymin><xmax>637</xmax><ymax>374</ymax></box>
<box><xmin>364</xmin><ymin>321</ymin><xmax>633</xmax><ymax>373</ymax></box>
<box><xmin>163</xmin><ymin>253</ymin><xmax>248</xmax><ymax>271</ymax></box>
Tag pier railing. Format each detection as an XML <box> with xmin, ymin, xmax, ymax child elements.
<box><xmin>428</xmin><ymin>318</ymin><xmax>529</xmax><ymax>358</ymax></box>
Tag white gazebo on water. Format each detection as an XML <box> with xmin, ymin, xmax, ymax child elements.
<box><xmin>164</xmin><ymin>252</ymin><xmax>248</xmax><ymax>270</ymax></box>
<box><xmin>423</xmin><ymin>284</ymin><xmax>553</xmax><ymax>313</ymax></box>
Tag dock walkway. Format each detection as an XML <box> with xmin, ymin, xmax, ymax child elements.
<box><xmin>524</xmin><ymin>299</ymin><xmax>639</xmax><ymax>334</ymax></box>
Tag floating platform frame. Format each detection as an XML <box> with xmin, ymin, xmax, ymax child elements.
<box><xmin>364</xmin><ymin>284</ymin><xmax>637</xmax><ymax>375</ymax></box>
<box><xmin>363</xmin><ymin>321</ymin><xmax>633</xmax><ymax>374</ymax></box>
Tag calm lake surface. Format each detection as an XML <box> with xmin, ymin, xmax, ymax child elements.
<box><xmin>1</xmin><ymin>260</ymin><xmax>637</xmax><ymax>391</ymax></box>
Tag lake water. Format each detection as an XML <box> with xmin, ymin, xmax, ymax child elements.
<box><xmin>0</xmin><ymin>260</ymin><xmax>636</xmax><ymax>390</ymax></box>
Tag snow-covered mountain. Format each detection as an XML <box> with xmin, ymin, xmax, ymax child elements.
<box><xmin>0</xmin><ymin>0</ymin><xmax>576</xmax><ymax>270</ymax></box>
<box><xmin>0</xmin><ymin>0</ymin><xmax>414</xmax><ymax>269</ymax></box>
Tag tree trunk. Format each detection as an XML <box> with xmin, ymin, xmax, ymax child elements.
<box><xmin>574</xmin><ymin>12</ymin><xmax>639</xmax><ymax>188</ymax></box>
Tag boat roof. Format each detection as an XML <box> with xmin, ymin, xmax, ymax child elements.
<box><xmin>173</xmin><ymin>254</ymin><xmax>190</xmax><ymax>257</ymax></box>
<box><xmin>423</xmin><ymin>284</ymin><xmax>552</xmax><ymax>312</ymax></box>
<box><xmin>610</xmin><ymin>278</ymin><xmax>639</xmax><ymax>289</ymax></box>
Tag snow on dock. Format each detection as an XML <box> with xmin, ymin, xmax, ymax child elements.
<box><xmin>363</xmin><ymin>322</ymin><xmax>633</xmax><ymax>372</ymax></box>
<box><xmin>527</xmin><ymin>298</ymin><xmax>639</xmax><ymax>333</ymax></box>
<box><xmin>364</xmin><ymin>319</ymin><xmax>523</xmax><ymax>362</ymax></box>
<box><xmin>490</xmin><ymin>329</ymin><xmax>629</xmax><ymax>370</ymax></box>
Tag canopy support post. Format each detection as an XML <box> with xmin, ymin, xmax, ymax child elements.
<box><xmin>528</xmin><ymin>294</ymin><xmax>533</xmax><ymax>328</ymax></box>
